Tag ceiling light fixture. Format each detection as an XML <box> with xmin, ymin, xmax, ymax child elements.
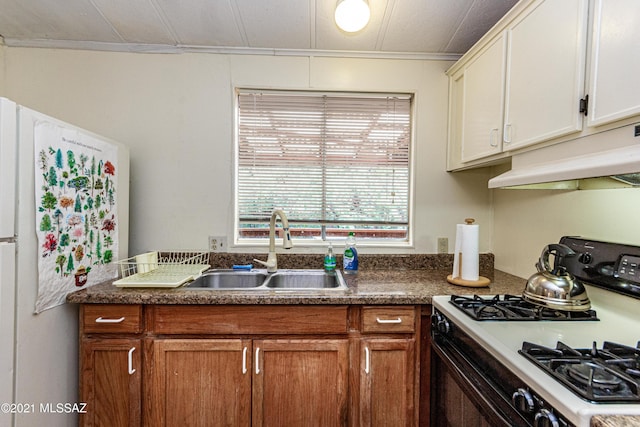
<box><xmin>334</xmin><ymin>0</ymin><xmax>370</xmax><ymax>33</ymax></box>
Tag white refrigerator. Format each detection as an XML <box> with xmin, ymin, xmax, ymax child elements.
<box><xmin>0</xmin><ymin>98</ymin><xmax>129</xmax><ymax>427</ymax></box>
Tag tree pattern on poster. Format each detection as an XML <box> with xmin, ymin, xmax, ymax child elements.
<box><xmin>36</xmin><ymin>141</ymin><xmax>118</xmax><ymax>282</ymax></box>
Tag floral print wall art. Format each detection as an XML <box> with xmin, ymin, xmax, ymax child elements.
<box><xmin>34</xmin><ymin>121</ymin><xmax>121</xmax><ymax>313</ymax></box>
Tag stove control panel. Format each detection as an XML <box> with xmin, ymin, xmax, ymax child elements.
<box><xmin>617</xmin><ymin>254</ymin><xmax>640</xmax><ymax>282</ymax></box>
<box><xmin>559</xmin><ymin>236</ymin><xmax>640</xmax><ymax>299</ymax></box>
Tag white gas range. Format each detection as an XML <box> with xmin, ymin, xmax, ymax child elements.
<box><xmin>432</xmin><ymin>237</ymin><xmax>640</xmax><ymax>427</ymax></box>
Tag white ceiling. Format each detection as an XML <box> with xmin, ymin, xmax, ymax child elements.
<box><xmin>0</xmin><ymin>0</ymin><xmax>518</xmax><ymax>58</ymax></box>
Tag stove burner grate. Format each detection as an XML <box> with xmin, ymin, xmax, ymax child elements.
<box><xmin>520</xmin><ymin>341</ymin><xmax>640</xmax><ymax>403</ymax></box>
<box><xmin>449</xmin><ymin>294</ymin><xmax>599</xmax><ymax>321</ymax></box>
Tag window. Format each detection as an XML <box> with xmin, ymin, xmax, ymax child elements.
<box><xmin>236</xmin><ymin>90</ymin><xmax>412</xmax><ymax>244</ymax></box>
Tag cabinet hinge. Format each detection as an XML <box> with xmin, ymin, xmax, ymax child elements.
<box><xmin>579</xmin><ymin>95</ymin><xmax>589</xmax><ymax>116</ymax></box>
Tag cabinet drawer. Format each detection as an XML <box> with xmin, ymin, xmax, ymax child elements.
<box><xmin>361</xmin><ymin>306</ymin><xmax>416</xmax><ymax>333</ymax></box>
<box><xmin>152</xmin><ymin>305</ymin><xmax>349</xmax><ymax>335</ymax></box>
<box><xmin>82</xmin><ymin>304</ymin><xmax>142</xmax><ymax>334</ymax></box>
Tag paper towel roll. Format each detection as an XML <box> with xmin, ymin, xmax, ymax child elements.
<box><xmin>452</xmin><ymin>219</ymin><xmax>479</xmax><ymax>281</ymax></box>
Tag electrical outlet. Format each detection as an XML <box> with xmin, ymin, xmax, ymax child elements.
<box><xmin>437</xmin><ymin>237</ymin><xmax>448</xmax><ymax>254</ymax></box>
<box><xmin>208</xmin><ymin>236</ymin><xmax>227</xmax><ymax>253</ymax></box>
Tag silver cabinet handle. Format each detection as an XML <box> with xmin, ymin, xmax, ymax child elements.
<box><xmin>242</xmin><ymin>347</ymin><xmax>248</xmax><ymax>374</ymax></box>
<box><xmin>95</xmin><ymin>316</ymin><xmax>125</xmax><ymax>323</ymax></box>
<box><xmin>376</xmin><ymin>317</ymin><xmax>402</xmax><ymax>324</ymax></box>
<box><xmin>364</xmin><ymin>347</ymin><xmax>370</xmax><ymax>374</ymax></box>
<box><xmin>255</xmin><ymin>348</ymin><xmax>261</xmax><ymax>375</ymax></box>
<box><xmin>128</xmin><ymin>347</ymin><xmax>136</xmax><ymax>375</ymax></box>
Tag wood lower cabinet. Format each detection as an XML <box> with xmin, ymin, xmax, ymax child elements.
<box><xmin>80</xmin><ymin>339</ymin><xmax>141</xmax><ymax>427</ymax></box>
<box><xmin>80</xmin><ymin>304</ymin><xmax>142</xmax><ymax>427</ymax></box>
<box><xmin>150</xmin><ymin>339</ymin><xmax>252</xmax><ymax>427</ymax></box>
<box><xmin>253</xmin><ymin>339</ymin><xmax>349</xmax><ymax>426</ymax></box>
<box><xmin>359</xmin><ymin>338</ymin><xmax>415</xmax><ymax>426</ymax></box>
<box><xmin>359</xmin><ymin>306</ymin><xmax>418</xmax><ymax>427</ymax></box>
<box><xmin>78</xmin><ymin>304</ymin><xmax>425</xmax><ymax>426</ymax></box>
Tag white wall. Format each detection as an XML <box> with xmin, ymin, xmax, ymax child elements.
<box><xmin>4</xmin><ymin>47</ymin><xmax>495</xmax><ymax>256</ymax></box>
<box><xmin>492</xmin><ymin>187</ymin><xmax>640</xmax><ymax>279</ymax></box>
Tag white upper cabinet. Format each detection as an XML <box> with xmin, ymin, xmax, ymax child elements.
<box><xmin>587</xmin><ymin>0</ymin><xmax>640</xmax><ymax>127</ymax></box>
<box><xmin>459</xmin><ymin>33</ymin><xmax>507</xmax><ymax>162</ymax></box>
<box><xmin>447</xmin><ymin>0</ymin><xmax>592</xmax><ymax>170</ymax></box>
<box><xmin>502</xmin><ymin>0</ymin><xmax>587</xmax><ymax>151</ymax></box>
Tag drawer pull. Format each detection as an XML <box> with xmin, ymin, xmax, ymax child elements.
<box><xmin>95</xmin><ymin>316</ymin><xmax>125</xmax><ymax>323</ymax></box>
<box><xmin>364</xmin><ymin>347</ymin><xmax>370</xmax><ymax>374</ymax></box>
<box><xmin>242</xmin><ymin>347</ymin><xmax>248</xmax><ymax>375</ymax></box>
<box><xmin>128</xmin><ymin>347</ymin><xmax>136</xmax><ymax>375</ymax></box>
<box><xmin>376</xmin><ymin>317</ymin><xmax>402</xmax><ymax>324</ymax></box>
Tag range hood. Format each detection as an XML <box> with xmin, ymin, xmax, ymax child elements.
<box><xmin>488</xmin><ymin>123</ymin><xmax>640</xmax><ymax>189</ymax></box>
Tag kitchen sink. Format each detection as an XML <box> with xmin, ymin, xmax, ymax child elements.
<box><xmin>183</xmin><ymin>269</ymin><xmax>348</xmax><ymax>291</ymax></box>
<box><xmin>184</xmin><ymin>270</ymin><xmax>268</xmax><ymax>289</ymax></box>
<box><xmin>263</xmin><ymin>270</ymin><xmax>347</xmax><ymax>289</ymax></box>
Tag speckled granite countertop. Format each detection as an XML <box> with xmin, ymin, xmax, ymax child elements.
<box><xmin>67</xmin><ymin>268</ymin><xmax>527</xmax><ymax>305</ymax></box>
<box><xmin>68</xmin><ymin>252</ymin><xmax>518</xmax><ymax>305</ymax></box>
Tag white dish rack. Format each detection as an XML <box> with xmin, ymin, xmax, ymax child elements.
<box><xmin>113</xmin><ymin>251</ymin><xmax>210</xmax><ymax>288</ymax></box>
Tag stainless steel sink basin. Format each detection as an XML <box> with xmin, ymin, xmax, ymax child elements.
<box><xmin>184</xmin><ymin>270</ymin><xmax>268</xmax><ymax>289</ymax></box>
<box><xmin>183</xmin><ymin>269</ymin><xmax>347</xmax><ymax>291</ymax></box>
<box><xmin>263</xmin><ymin>270</ymin><xmax>348</xmax><ymax>290</ymax></box>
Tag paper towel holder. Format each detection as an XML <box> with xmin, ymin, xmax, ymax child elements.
<box><xmin>447</xmin><ymin>217</ymin><xmax>491</xmax><ymax>288</ymax></box>
<box><xmin>447</xmin><ymin>274</ymin><xmax>490</xmax><ymax>288</ymax></box>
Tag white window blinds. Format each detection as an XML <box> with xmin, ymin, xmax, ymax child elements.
<box><xmin>237</xmin><ymin>90</ymin><xmax>411</xmax><ymax>237</ymax></box>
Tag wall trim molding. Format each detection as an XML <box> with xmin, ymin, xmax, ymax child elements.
<box><xmin>2</xmin><ymin>38</ymin><xmax>461</xmax><ymax>61</ymax></box>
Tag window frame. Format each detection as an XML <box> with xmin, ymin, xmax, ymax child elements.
<box><xmin>233</xmin><ymin>88</ymin><xmax>416</xmax><ymax>248</ymax></box>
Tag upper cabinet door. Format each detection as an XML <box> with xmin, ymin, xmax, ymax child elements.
<box><xmin>503</xmin><ymin>0</ymin><xmax>588</xmax><ymax>151</ymax></box>
<box><xmin>587</xmin><ymin>0</ymin><xmax>640</xmax><ymax>127</ymax></box>
<box><xmin>460</xmin><ymin>33</ymin><xmax>507</xmax><ymax>162</ymax></box>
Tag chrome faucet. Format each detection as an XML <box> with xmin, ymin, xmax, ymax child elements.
<box><xmin>254</xmin><ymin>209</ymin><xmax>292</xmax><ymax>273</ymax></box>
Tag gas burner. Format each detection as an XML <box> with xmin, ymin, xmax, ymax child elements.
<box><xmin>520</xmin><ymin>341</ymin><xmax>640</xmax><ymax>402</ymax></box>
<box><xmin>565</xmin><ymin>362</ymin><xmax>623</xmax><ymax>390</ymax></box>
<box><xmin>449</xmin><ymin>294</ymin><xmax>599</xmax><ymax>321</ymax></box>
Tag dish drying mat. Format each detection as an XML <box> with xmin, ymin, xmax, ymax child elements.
<box><xmin>113</xmin><ymin>251</ymin><xmax>210</xmax><ymax>288</ymax></box>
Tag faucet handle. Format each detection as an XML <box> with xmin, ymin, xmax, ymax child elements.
<box><xmin>254</xmin><ymin>256</ymin><xmax>277</xmax><ymax>273</ymax></box>
<box><xmin>253</xmin><ymin>258</ymin><xmax>269</xmax><ymax>267</ymax></box>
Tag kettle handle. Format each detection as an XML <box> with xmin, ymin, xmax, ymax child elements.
<box><xmin>537</xmin><ymin>244</ymin><xmax>576</xmax><ymax>274</ymax></box>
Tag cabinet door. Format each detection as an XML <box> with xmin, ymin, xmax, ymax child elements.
<box><xmin>503</xmin><ymin>0</ymin><xmax>588</xmax><ymax>150</ymax></box>
<box><xmin>587</xmin><ymin>0</ymin><xmax>640</xmax><ymax>126</ymax></box>
<box><xmin>252</xmin><ymin>339</ymin><xmax>349</xmax><ymax>427</ymax></box>
<box><xmin>360</xmin><ymin>338</ymin><xmax>416</xmax><ymax>427</ymax></box>
<box><xmin>150</xmin><ymin>339</ymin><xmax>252</xmax><ymax>427</ymax></box>
<box><xmin>80</xmin><ymin>339</ymin><xmax>141</xmax><ymax>427</ymax></box>
<box><xmin>461</xmin><ymin>33</ymin><xmax>507</xmax><ymax>162</ymax></box>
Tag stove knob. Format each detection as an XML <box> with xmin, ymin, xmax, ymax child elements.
<box><xmin>578</xmin><ymin>253</ymin><xmax>592</xmax><ymax>264</ymax></box>
<box><xmin>534</xmin><ymin>408</ymin><xmax>560</xmax><ymax>427</ymax></box>
<box><xmin>512</xmin><ymin>388</ymin><xmax>535</xmax><ymax>413</ymax></box>
<box><xmin>433</xmin><ymin>313</ymin><xmax>451</xmax><ymax>335</ymax></box>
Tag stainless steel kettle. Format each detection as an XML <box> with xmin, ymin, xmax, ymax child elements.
<box><xmin>523</xmin><ymin>243</ymin><xmax>591</xmax><ymax>311</ymax></box>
